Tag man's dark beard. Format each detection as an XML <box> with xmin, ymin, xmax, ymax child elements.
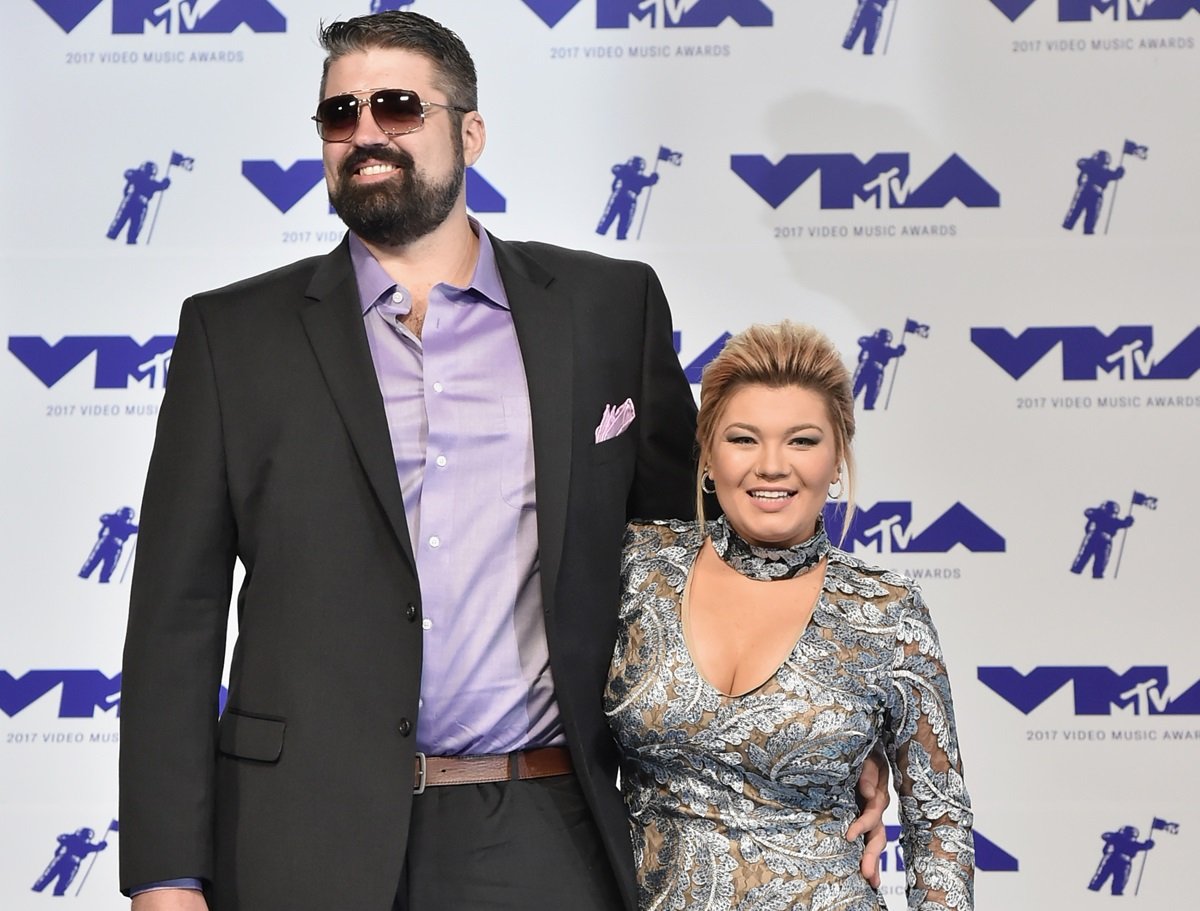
<box><xmin>329</xmin><ymin>145</ymin><xmax>463</xmax><ymax>248</ymax></box>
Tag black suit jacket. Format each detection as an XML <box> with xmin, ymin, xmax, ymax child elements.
<box><xmin>119</xmin><ymin>234</ymin><xmax>697</xmax><ymax>910</ymax></box>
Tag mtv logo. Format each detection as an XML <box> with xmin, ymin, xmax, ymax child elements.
<box><xmin>971</xmin><ymin>326</ymin><xmax>1200</xmax><ymax>381</ymax></box>
<box><xmin>978</xmin><ymin>666</ymin><xmax>1200</xmax><ymax>715</ymax></box>
<box><xmin>241</xmin><ymin>160</ymin><xmax>507</xmax><ymax>214</ymax></box>
<box><xmin>31</xmin><ymin>0</ymin><xmax>287</xmax><ymax>35</ymax></box>
<box><xmin>824</xmin><ymin>501</ymin><xmax>1006</xmax><ymax>554</ymax></box>
<box><xmin>519</xmin><ymin>0</ymin><xmax>773</xmax><ymax>28</ymax></box>
<box><xmin>731</xmin><ymin>153</ymin><xmax>1000</xmax><ymax>210</ymax></box>
<box><xmin>9</xmin><ymin>336</ymin><xmax>175</xmax><ymax>389</ymax></box>
<box><xmin>988</xmin><ymin>0</ymin><xmax>1200</xmax><ymax>21</ymax></box>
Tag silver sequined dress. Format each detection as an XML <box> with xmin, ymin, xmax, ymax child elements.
<box><xmin>604</xmin><ymin>520</ymin><xmax>974</xmax><ymax>911</ymax></box>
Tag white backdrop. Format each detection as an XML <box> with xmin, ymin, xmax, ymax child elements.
<box><xmin>2</xmin><ymin>0</ymin><xmax>1197</xmax><ymax>907</ymax></box>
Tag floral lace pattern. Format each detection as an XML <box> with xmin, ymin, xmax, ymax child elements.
<box><xmin>605</xmin><ymin>521</ymin><xmax>974</xmax><ymax>911</ymax></box>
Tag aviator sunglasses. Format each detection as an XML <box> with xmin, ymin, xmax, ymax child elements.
<box><xmin>312</xmin><ymin>88</ymin><xmax>472</xmax><ymax>143</ymax></box>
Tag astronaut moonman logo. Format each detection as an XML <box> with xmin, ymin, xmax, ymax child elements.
<box><xmin>1062</xmin><ymin>141</ymin><xmax>1147</xmax><ymax>235</ymax></box>
<box><xmin>1088</xmin><ymin>818</ymin><xmax>1178</xmax><ymax>897</ymax></box>
<box><xmin>596</xmin><ymin>146</ymin><xmax>683</xmax><ymax>240</ymax></box>
<box><xmin>106</xmin><ymin>152</ymin><xmax>194</xmax><ymax>245</ymax></box>
<box><xmin>852</xmin><ymin>319</ymin><xmax>929</xmax><ymax>410</ymax></box>
<box><xmin>842</xmin><ymin>0</ymin><xmax>896</xmax><ymax>55</ymax></box>
<box><xmin>1069</xmin><ymin>492</ymin><xmax>1156</xmax><ymax>579</ymax></box>
<box><xmin>78</xmin><ymin>506</ymin><xmax>139</xmax><ymax>584</ymax></box>
<box><xmin>32</xmin><ymin>822</ymin><xmax>116</xmax><ymax>897</ymax></box>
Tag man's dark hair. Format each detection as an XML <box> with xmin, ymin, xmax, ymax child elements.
<box><xmin>318</xmin><ymin>11</ymin><xmax>478</xmax><ymax>114</ymax></box>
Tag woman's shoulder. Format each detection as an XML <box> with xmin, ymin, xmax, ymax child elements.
<box><xmin>623</xmin><ymin>518</ymin><xmax>702</xmax><ymax>552</ymax></box>
<box><xmin>824</xmin><ymin>545</ymin><xmax>921</xmax><ymax>604</ymax></box>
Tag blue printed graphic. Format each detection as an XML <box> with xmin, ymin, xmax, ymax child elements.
<box><xmin>731</xmin><ymin>153</ymin><xmax>1000</xmax><ymax>210</ymax></box>
<box><xmin>823</xmin><ymin>501</ymin><xmax>1006</xmax><ymax>554</ymax></box>
<box><xmin>674</xmin><ymin>331</ymin><xmax>732</xmax><ymax>383</ymax></box>
<box><xmin>1063</xmin><ymin>142</ymin><xmax>1146</xmax><ymax>235</ymax></box>
<box><xmin>106</xmin><ymin>153</ymin><xmax>193</xmax><ymax>245</ymax></box>
<box><xmin>1</xmin><ymin>671</ymin><xmax>228</xmax><ymax>717</ymax></box>
<box><xmin>881</xmin><ymin>826</ymin><xmax>1019</xmax><ymax>873</ymax></box>
<box><xmin>241</xmin><ymin>161</ymin><xmax>506</xmax><ymax>215</ymax></box>
<box><xmin>519</xmin><ymin>0</ymin><xmax>773</xmax><ymax>28</ymax></box>
<box><xmin>1088</xmin><ymin>818</ymin><xmax>1178</xmax><ymax>896</ymax></box>
<box><xmin>970</xmin><ymin>326</ymin><xmax>1200</xmax><ymax>381</ymax></box>
<box><xmin>1070</xmin><ymin>492</ymin><xmax>1155</xmax><ymax>579</ymax></box>
<box><xmin>32</xmin><ymin>822</ymin><xmax>115</xmax><ymax>897</ymax></box>
<box><xmin>370</xmin><ymin>0</ymin><xmax>413</xmax><ymax>9</ymax></box>
<box><xmin>989</xmin><ymin>0</ymin><xmax>1200</xmax><ymax>22</ymax></box>
<box><xmin>978</xmin><ymin>666</ymin><xmax>1200</xmax><ymax>715</ymax></box>
<box><xmin>78</xmin><ymin>507</ymin><xmax>139</xmax><ymax>584</ymax></box>
<box><xmin>1</xmin><ymin>671</ymin><xmax>122</xmax><ymax>718</ymax></box>
<box><xmin>597</xmin><ymin>147</ymin><xmax>682</xmax><ymax>241</ymax></box>
<box><xmin>9</xmin><ymin>336</ymin><xmax>174</xmax><ymax>389</ymax></box>
<box><xmin>853</xmin><ymin>319</ymin><xmax>928</xmax><ymax>410</ymax></box>
<box><xmin>843</xmin><ymin>0</ymin><xmax>894</xmax><ymax>55</ymax></box>
<box><xmin>31</xmin><ymin>0</ymin><xmax>287</xmax><ymax>34</ymax></box>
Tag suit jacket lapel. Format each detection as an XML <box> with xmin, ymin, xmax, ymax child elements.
<box><xmin>492</xmin><ymin>237</ymin><xmax>573</xmax><ymax>617</ymax></box>
<box><xmin>299</xmin><ymin>239</ymin><xmax>417</xmax><ymax>574</ymax></box>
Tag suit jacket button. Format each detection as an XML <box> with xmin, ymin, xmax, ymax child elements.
<box><xmin>405</xmin><ymin>603</ymin><xmax>418</xmax><ymax>622</ymax></box>
<box><xmin>398</xmin><ymin>718</ymin><xmax>412</xmax><ymax>737</ymax></box>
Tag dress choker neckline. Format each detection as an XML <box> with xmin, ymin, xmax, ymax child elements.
<box><xmin>708</xmin><ymin>515</ymin><xmax>829</xmax><ymax>582</ymax></box>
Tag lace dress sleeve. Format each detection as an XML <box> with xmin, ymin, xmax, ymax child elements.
<box><xmin>883</xmin><ymin>586</ymin><xmax>975</xmax><ymax>910</ymax></box>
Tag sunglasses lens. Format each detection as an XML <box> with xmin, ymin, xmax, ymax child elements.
<box><xmin>371</xmin><ymin>90</ymin><xmax>424</xmax><ymax>135</ymax></box>
<box><xmin>315</xmin><ymin>94</ymin><xmax>360</xmax><ymax>141</ymax></box>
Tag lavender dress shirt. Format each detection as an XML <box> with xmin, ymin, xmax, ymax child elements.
<box><xmin>352</xmin><ymin>223</ymin><xmax>564</xmax><ymax>755</ymax></box>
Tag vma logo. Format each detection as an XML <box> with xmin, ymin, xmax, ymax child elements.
<box><xmin>823</xmin><ymin>502</ymin><xmax>1006</xmax><ymax>554</ymax></box>
<box><xmin>32</xmin><ymin>0</ymin><xmax>286</xmax><ymax>34</ymax></box>
<box><xmin>520</xmin><ymin>0</ymin><xmax>773</xmax><ymax>28</ymax></box>
<box><xmin>1</xmin><ymin>670</ymin><xmax>121</xmax><ymax>718</ymax></box>
<box><xmin>731</xmin><ymin>153</ymin><xmax>1000</xmax><ymax>210</ymax></box>
<box><xmin>978</xmin><ymin>666</ymin><xmax>1200</xmax><ymax>715</ymax></box>
<box><xmin>989</xmin><ymin>0</ymin><xmax>1200</xmax><ymax>22</ymax></box>
<box><xmin>242</xmin><ymin>161</ymin><xmax>507</xmax><ymax>214</ymax></box>
<box><xmin>971</xmin><ymin>326</ymin><xmax>1200</xmax><ymax>381</ymax></box>
<box><xmin>9</xmin><ymin>336</ymin><xmax>174</xmax><ymax>389</ymax></box>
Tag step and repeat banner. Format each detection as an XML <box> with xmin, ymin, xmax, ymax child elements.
<box><xmin>2</xmin><ymin>1</ymin><xmax>1197</xmax><ymax>907</ymax></box>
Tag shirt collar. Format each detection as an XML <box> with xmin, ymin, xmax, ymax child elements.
<box><xmin>348</xmin><ymin>217</ymin><xmax>508</xmax><ymax>316</ymax></box>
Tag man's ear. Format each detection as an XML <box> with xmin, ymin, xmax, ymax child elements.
<box><xmin>462</xmin><ymin>111</ymin><xmax>486</xmax><ymax>167</ymax></box>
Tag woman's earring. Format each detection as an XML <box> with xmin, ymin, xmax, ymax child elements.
<box><xmin>701</xmin><ymin>471</ymin><xmax>716</xmax><ymax>495</ymax></box>
<box><xmin>828</xmin><ymin>476</ymin><xmax>843</xmax><ymax>500</ymax></box>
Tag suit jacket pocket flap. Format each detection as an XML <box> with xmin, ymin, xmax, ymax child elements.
<box><xmin>218</xmin><ymin>710</ymin><xmax>285</xmax><ymax>762</ymax></box>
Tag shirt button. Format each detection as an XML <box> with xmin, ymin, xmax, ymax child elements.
<box><xmin>391</xmin><ymin>291</ymin><xmax>404</xmax><ymax>304</ymax></box>
<box><xmin>405</xmin><ymin>603</ymin><xmax>418</xmax><ymax>622</ymax></box>
<box><xmin>435</xmin><ymin>455</ymin><xmax>447</xmax><ymax>468</ymax></box>
<box><xmin>422</xmin><ymin>618</ymin><xmax>433</xmax><ymax>630</ymax></box>
<box><xmin>432</xmin><ymin>382</ymin><xmax>444</xmax><ymax>393</ymax></box>
<box><xmin>428</xmin><ymin>535</ymin><xmax>441</xmax><ymax>548</ymax></box>
<box><xmin>398</xmin><ymin>718</ymin><xmax>412</xmax><ymax>737</ymax></box>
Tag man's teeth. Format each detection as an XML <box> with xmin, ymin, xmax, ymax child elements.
<box><xmin>358</xmin><ymin>164</ymin><xmax>396</xmax><ymax>176</ymax></box>
<box><xmin>750</xmin><ymin>491</ymin><xmax>792</xmax><ymax>499</ymax></box>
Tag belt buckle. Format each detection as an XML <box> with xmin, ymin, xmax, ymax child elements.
<box><xmin>413</xmin><ymin>751</ymin><xmax>427</xmax><ymax>795</ymax></box>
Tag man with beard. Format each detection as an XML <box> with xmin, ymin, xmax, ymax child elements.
<box><xmin>118</xmin><ymin>11</ymin><xmax>887</xmax><ymax>911</ymax></box>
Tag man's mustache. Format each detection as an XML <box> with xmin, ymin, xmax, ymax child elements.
<box><xmin>339</xmin><ymin>146</ymin><xmax>415</xmax><ymax>181</ymax></box>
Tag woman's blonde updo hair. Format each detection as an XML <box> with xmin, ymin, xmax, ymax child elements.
<box><xmin>695</xmin><ymin>321</ymin><xmax>857</xmax><ymax>535</ymax></box>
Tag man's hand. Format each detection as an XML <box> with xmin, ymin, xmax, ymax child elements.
<box><xmin>131</xmin><ymin>889</ymin><xmax>209</xmax><ymax>911</ymax></box>
<box><xmin>846</xmin><ymin>747</ymin><xmax>891</xmax><ymax>888</ymax></box>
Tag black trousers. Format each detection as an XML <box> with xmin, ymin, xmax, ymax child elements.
<box><xmin>394</xmin><ymin>774</ymin><xmax>625</xmax><ymax>911</ymax></box>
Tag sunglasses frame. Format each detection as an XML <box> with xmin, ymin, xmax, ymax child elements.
<box><xmin>312</xmin><ymin>87</ymin><xmax>471</xmax><ymax>143</ymax></box>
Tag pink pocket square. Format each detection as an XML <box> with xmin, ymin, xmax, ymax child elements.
<box><xmin>594</xmin><ymin>398</ymin><xmax>636</xmax><ymax>444</ymax></box>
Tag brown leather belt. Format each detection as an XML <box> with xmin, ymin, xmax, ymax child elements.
<box><xmin>413</xmin><ymin>747</ymin><xmax>573</xmax><ymax>794</ymax></box>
